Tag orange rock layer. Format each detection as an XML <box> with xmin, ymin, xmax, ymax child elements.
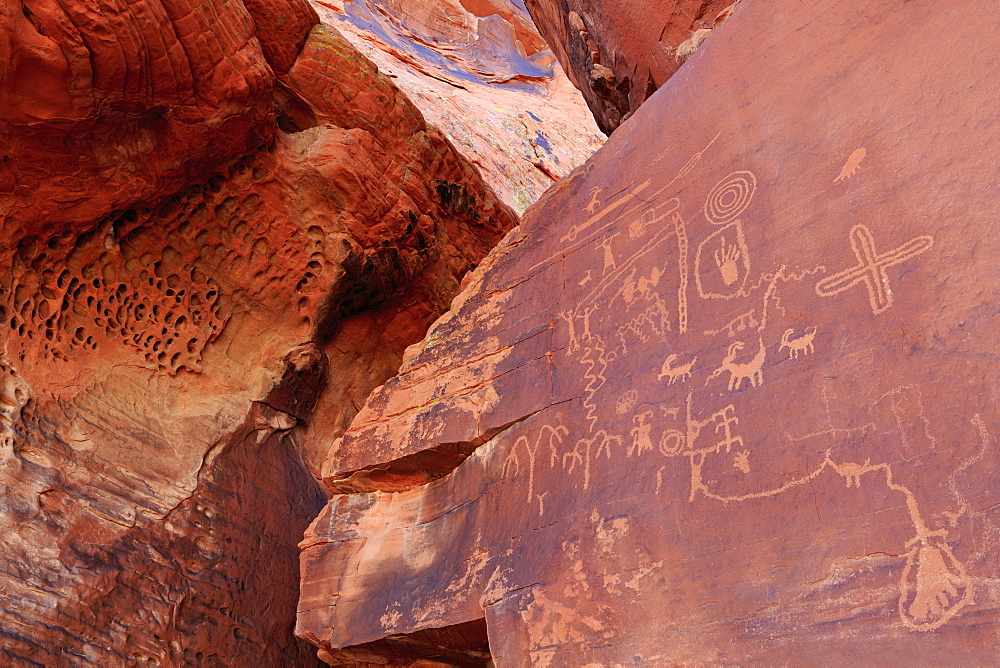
<box><xmin>299</xmin><ymin>0</ymin><xmax>1000</xmax><ymax>663</ymax></box>
<box><xmin>0</xmin><ymin>1</ymin><xmax>516</xmax><ymax>664</ymax></box>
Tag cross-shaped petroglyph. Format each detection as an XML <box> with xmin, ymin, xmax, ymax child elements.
<box><xmin>815</xmin><ymin>224</ymin><xmax>933</xmax><ymax>314</ymax></box>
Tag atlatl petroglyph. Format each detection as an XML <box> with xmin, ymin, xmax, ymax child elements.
<box><xmin>815</xmin><ymin>224</ymin><xmax>934</xmax><ymax>315</ymax></box>
<box><xmin>543</xmin><ymin>130</ymin><xmax>972</xmax><ymax>638</ymax></box>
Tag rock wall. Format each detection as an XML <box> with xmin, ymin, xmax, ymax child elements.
<box><xmin>299</xmin><ymin>0</ymin><xmax>1000</xmax><ymax>663</ymax></box>
<box><xmin>523</xmin><ymin>0</ymin><xmax>737</xmax><ymax>133</ymax></box>
<box><xmin>0</xmin><ymin>1</ymin><xmax>516</xmax><ymax>664</ymax></box>
<box><xmin>311</xmin><ymin>0</ymin><xmax>604</xmax><ymax>212</ymax></box>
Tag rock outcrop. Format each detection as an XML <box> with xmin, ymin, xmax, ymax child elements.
<box><xmin>299</xmin><ymin>0</ymin><xmax>1000</xmax><ymax>663</ymax></box>
<box><xmin>311</xmin><ymin>0</ymin><xmax>604</xmax><ymax>212</ymax></box>
<box><xmin>523</xmin><ymin>0</ymin><xmax>737</xmax><ymax>133</ymax></box>
<box><xmin>0</xmin><ymin>1</ymin><xmax>515</xmax><ymax>664</ymax></box>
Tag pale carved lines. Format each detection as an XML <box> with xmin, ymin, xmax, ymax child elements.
<box><xmin>779</xmin><ymin>326</ymin><xmax>817</xmax><ymax>360</ymax></box>
<box><xmin>657</xmin><ymin>354</ymin><xmax>696</xmax><ymax>385</ymax></box>
<box><xmin>706</xmin><ymin>337</ymin><xmax>766</xmax><ymax>391</ymax></box>
<box><xmin>502</xmin><ymin>424</ymin><xmax>569</xmax><ymax>504</ymax></box>
<box><xmin>815</xmin><ymin>224</ymin><xmax>934</xmax><ymax>315</ymax></box>
<box><xmin>703</xmin><ymin>170</ymin><xmax>757</xmax><ymax>224</ymax></box>
<box><xmin>834</xmin><ymin>147</ymin><xmax>867</xmax><ymax>183</ymax></box>
<box><xmin>695</xmin><ymin>170</ymin><xmax>757</xmax><ymax>300</ymax></box>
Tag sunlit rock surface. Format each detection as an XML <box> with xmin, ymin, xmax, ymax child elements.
<box><xmin>524</xmin><ymin>0</ymin><xmax>739</xmax><ymax>133</ymax></box>
<box><xmin>0</xmin><ymin>1</ymin><xmax>515</xmax><ymax>664</ymax></box>
<box><xmin>299</xmin><ymin>0</ymin><xmax>1000</xmax><ymax>663</ymax></box>
<box><xmin>311</xmin><ymin>0</ymin><xmax>605</xmax><ymax>212</ymax></box>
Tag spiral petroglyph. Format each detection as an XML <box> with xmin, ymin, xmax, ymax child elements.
<box><xmin>704</xmin><ymin>170</ymin><xmax>757</xmax><ymax>224</ymax></box>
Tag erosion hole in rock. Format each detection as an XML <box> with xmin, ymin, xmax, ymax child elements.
<box><xmin>322</xmin><ymin>618</ymin><xmax>491</xmax><ymax>667</ymax></box>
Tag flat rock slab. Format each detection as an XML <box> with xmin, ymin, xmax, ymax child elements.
<box><xmin>300</xmin><ymin>0</ymin><xmax>1000</xmax><ymax>663</ymax></box>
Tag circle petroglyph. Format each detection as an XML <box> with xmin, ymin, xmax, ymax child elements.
<box><xmin>704</xmin><ymin>170</ymin><xmax>757</xmax><ymax>224</ymax></box>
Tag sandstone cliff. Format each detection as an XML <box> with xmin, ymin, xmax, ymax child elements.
<box><xmin>523</xmin><ymin>0</ymin><xmax>738</xmax><ymax>133</ymax></box>
<box><xmin>310</xmin><ymin>0</ymin><xmax>605</xmax><ymax>212</ymax></box>
<box><xmin>0</xmin><ymin>0</ymin><xmax>518</xmax><ymax>664</ymax></box>
<box><xmin>299</xmin><ymin>0</ymin><xmax>1000</xmax><ymax>663</ymax></box>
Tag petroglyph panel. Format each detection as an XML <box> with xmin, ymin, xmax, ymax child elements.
<box><xmin>302</xmin><ymin>1</ymin><xmax>1000</xmax><ymax>664</ymax></box>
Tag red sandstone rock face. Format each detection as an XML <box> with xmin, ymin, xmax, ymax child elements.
<box><xmin>0</xmin><ymin>1</ymin><xmax>515</xmax><ymax>664</ymax></box>
<box><xmin>523</xmin><ymin>0</ymin><xmax>736</xmax><ymax>133</ymax></box>
<box><xmin>311</xmin><ymin>0</ymin><xmax>604</xmax><ymax>212</ymax></box>
<box><xmin>299</xmin><ymin>1</ymin><xmax>1000</xmax><ymax>663</ymax></box>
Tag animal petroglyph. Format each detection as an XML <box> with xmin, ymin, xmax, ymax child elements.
<box><xmin>707</xmin><ymin>337</ymin><xmax>766</xmax><ymax>391</ymax></box>
<box><xmin>658</xmin><ymin>354</ymin><xmax>696</xmax><ymax>385</ymax></box>
<box><xmin>779</xmin><ymin>326</ymin><xmax>817</xmax><ymax>360</ymax></box>
<box><xmin>585</xmin><ymin>187</ymin><xmax>602</xmax><ymax>213</ymax></box>
<box><xmin>671</xmin><ymin>389</ymin><xmax>974</xmax><ymax>632</ymax></box>
<box><xmin>815</xmin><ymin>224</ymin><xmax>934</xmax><ymax>314</ymax></box>
<box><xmin>834</xmin><ymin>147</ymin><xmax>867</xmax><ymax>182</ymax></box>
<box><xmin>559</xmin><ymin>181</ymin><xmax>652</xmax><ymax>243</ymax></box>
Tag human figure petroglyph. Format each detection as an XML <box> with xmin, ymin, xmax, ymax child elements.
<box><xmin>779</xmin><ymin>326</ymin><xmax>817</xmax><ymax>360</ymax></box>
<box><xmin>598</xmin><ymin>235</ymin><xmax>618</xmax><ymax>274</ymax></box>
<box><xmin>657</xmin><ymin>354</ymin><xmax>696</xmax><ymax>385</ymax></box>
<box><xmin>630</xmin><ymin>409</ymin><xmax>656</xmax><ymax>457</ymax></box>
<box><xmin>815</xmin><ymin>224</ymin><xmax>934</xmax><ymax>315</ymax></box>
<box><xmin>706</xmin><ymin>337</ymin><xmax>766</xmax><ymax>391</ymax></box>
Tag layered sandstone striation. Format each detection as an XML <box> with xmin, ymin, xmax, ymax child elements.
<box><xmin>299</xmin><ymin>0</ymin><xmax>1000</xmax><ymax>663</ymax></box>
<box><xmin>0</xmin><ymin>0</ymin><xmax>515</xmax><ymax>664</ymax></box>
<box><xmin>523</xmin><ymin>0</ymin><xmax>738</xmax><ymax>133</ymax></box>
<box><xmin>310</xmin><ymin>0</ymin><xmax>604</xmax><ymax>212</ymax></box>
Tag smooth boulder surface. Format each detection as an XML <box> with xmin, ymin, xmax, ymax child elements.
<box><xmin>299</xmin><ymin>0</ymin><xmax>1000</xmax><ymax>663</ymax></box>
